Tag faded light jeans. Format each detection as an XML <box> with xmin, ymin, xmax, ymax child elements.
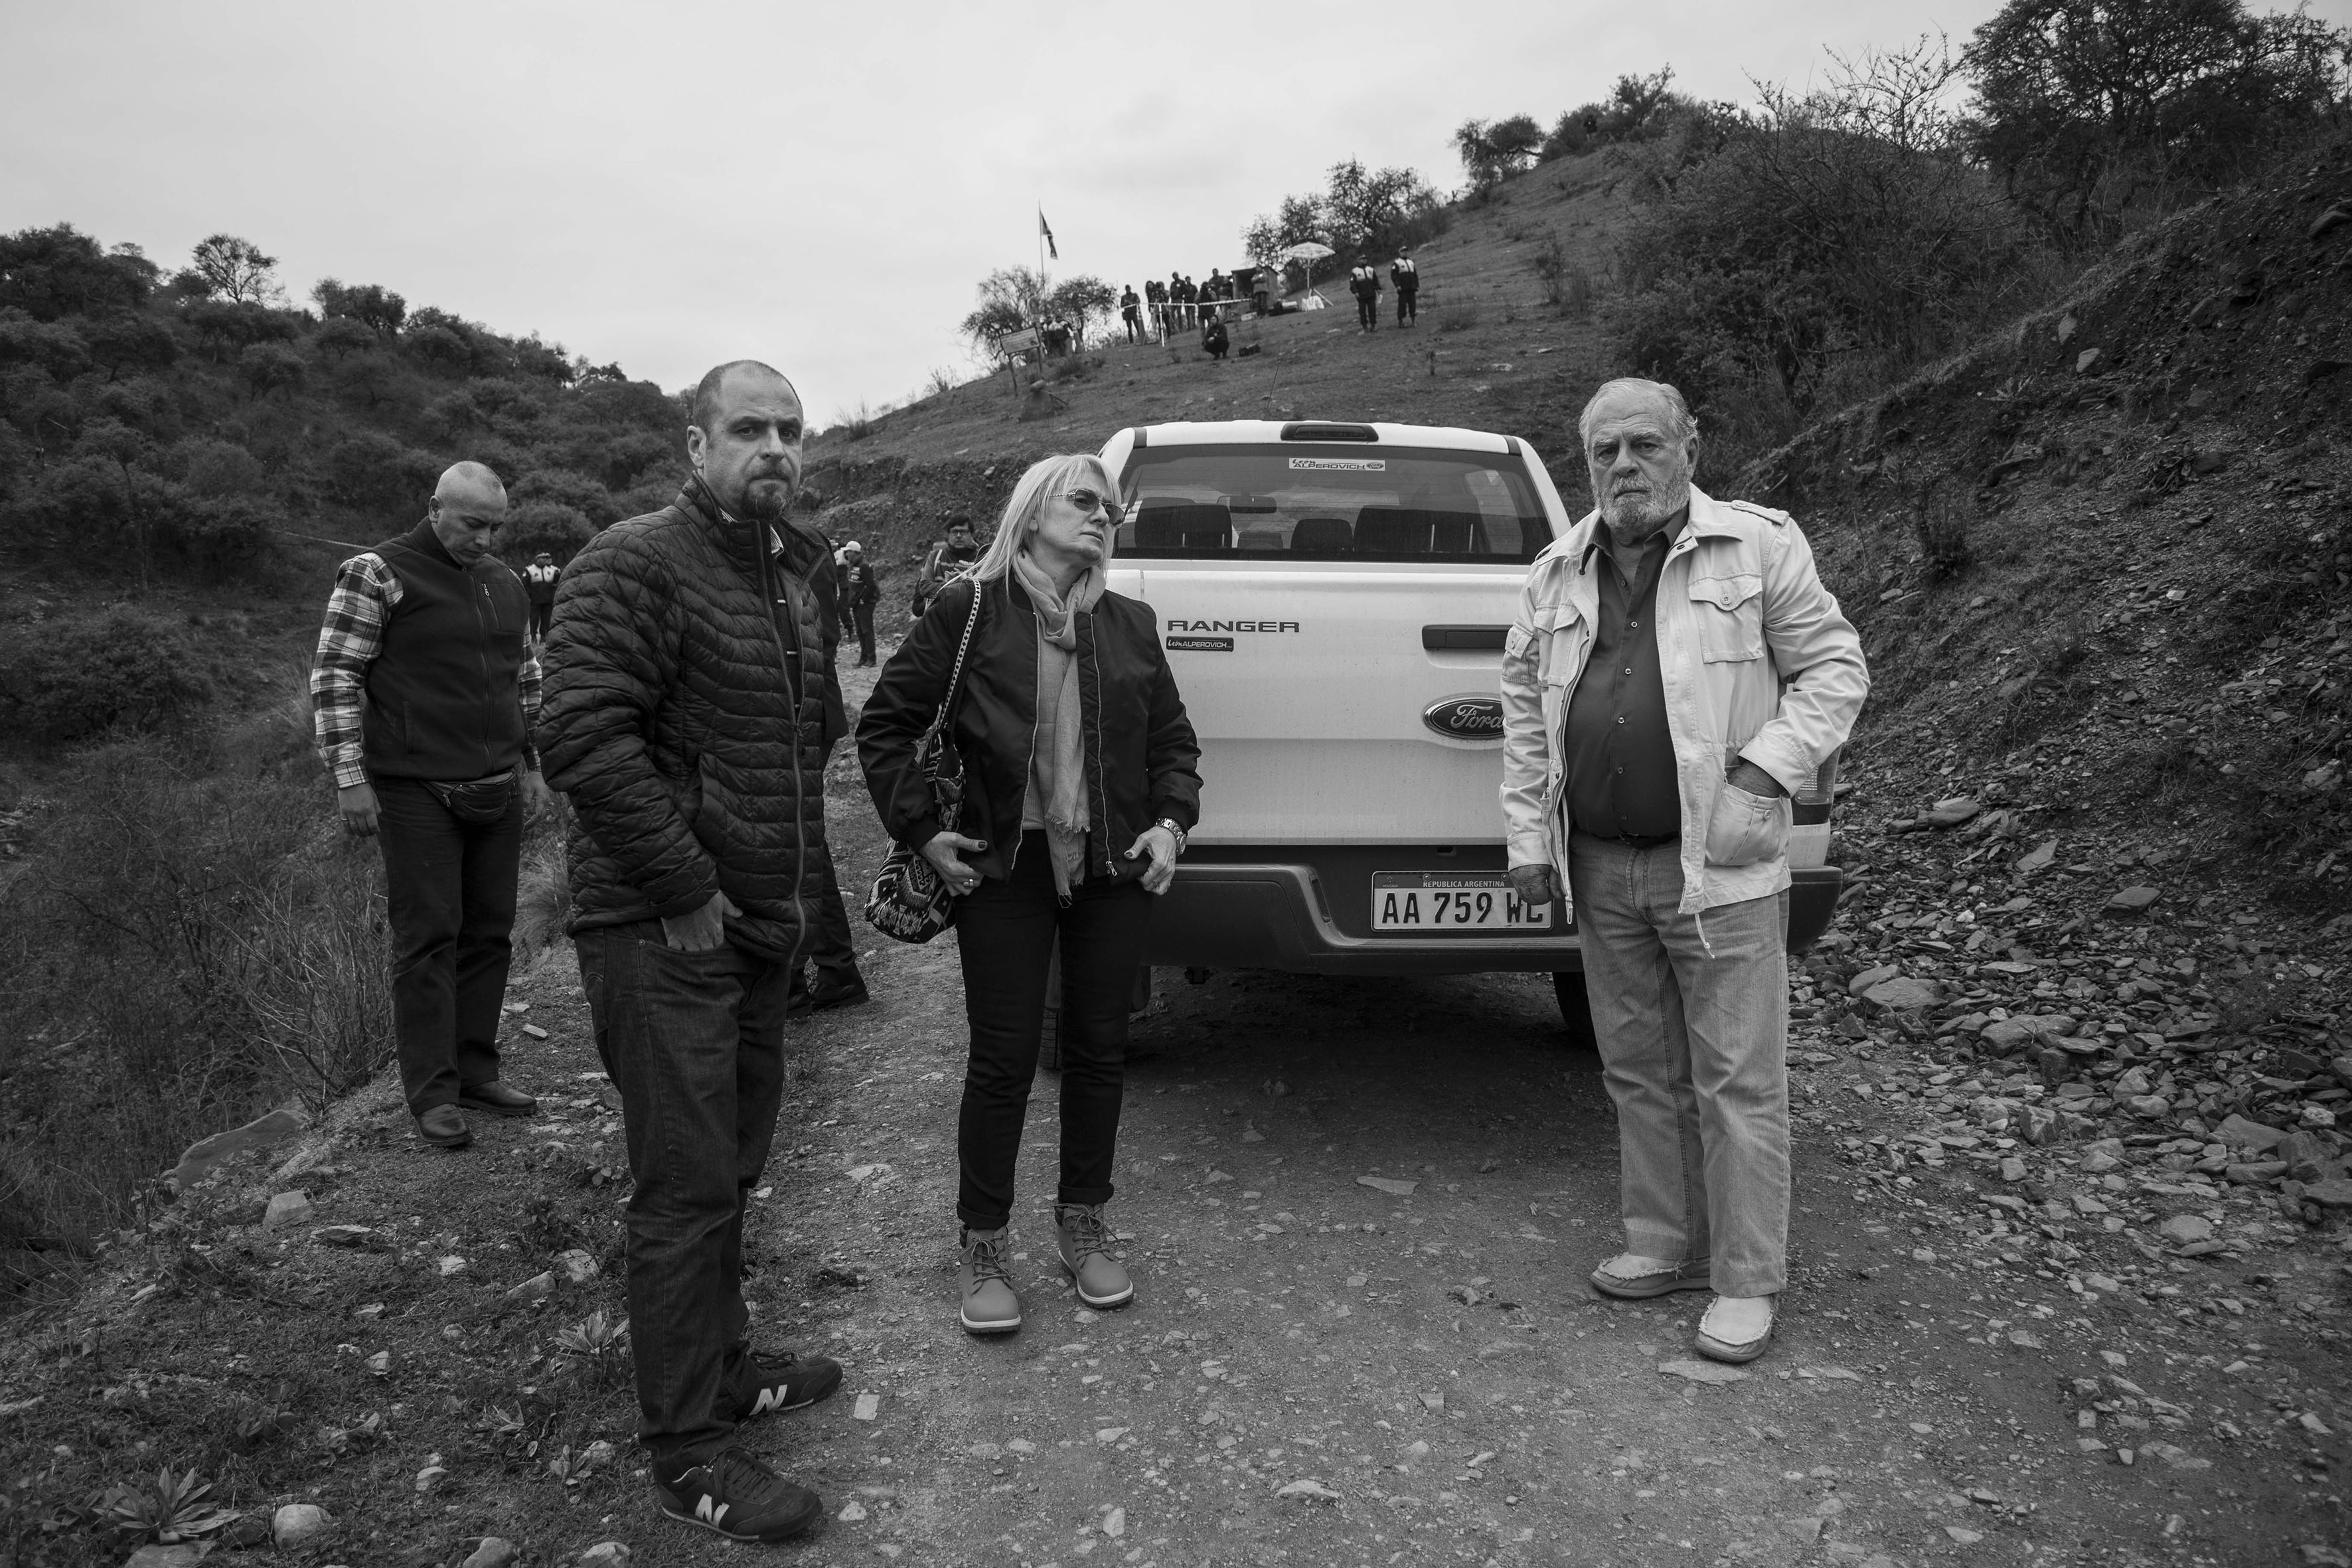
<box><xmin>1567</xmin><ymin>831</ymin><xmax>1791</xmax><ymax>1297</ymax></box>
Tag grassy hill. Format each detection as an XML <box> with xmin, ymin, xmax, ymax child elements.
<box><xmin>810</xmin><ymin>153</ymin><xmax>1628</xmax><ymax>472</ymax></box>
<box><xmin>0</xmin><ymin>226</ymin><xmax>684</xmax><ymax>752</ymax></box>
<box><xmin>797</xmin><ymin>134</ymin><xmax>2351</xmax><ymax>933</ymax></box>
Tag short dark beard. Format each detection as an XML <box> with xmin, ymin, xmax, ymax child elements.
<box><xmin>738</xmin><ymin>479</ymin><xmax>789</xmax><ymax>522</ymax></box>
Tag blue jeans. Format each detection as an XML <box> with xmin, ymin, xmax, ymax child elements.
<box><xmin>1567</xmin><ymin>832</ymin><xmax>1790</xmax><ymax>1296</ymax></box>
<box><xmin>576</xmin><ymin>922</ymin><xmax>791</xmax><ymax>1464</ymax></box>
<box><xmin>373</xmin><ymin>776</ymin><xmax>520</xmax><ymax>1115</ymax></box>
<box><xmin>953</xmin><ymin>832</ymin><xmax>1152</xmax><ymax>1230</ymax></box>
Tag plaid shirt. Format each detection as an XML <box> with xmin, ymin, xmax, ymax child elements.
<box><xmin>311</xmin><ymin>551</ymin><xmax>542</xmax><ymax>789</ymax></box>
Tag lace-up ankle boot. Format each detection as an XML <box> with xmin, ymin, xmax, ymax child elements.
<box><xmin>958</xmin><ymin>1225</ymin><xmax>1022</xmax><ymax>1335</ymax></box>
<box><xmin>1054</xmin><ymin>1202</ymin><xmax>1134</xmax><ymax>1309</ymax></box>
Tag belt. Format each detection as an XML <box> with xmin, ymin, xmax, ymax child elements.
<box><xmin>1583</xmin><ymin>830</ymin><xmax>1679</xmax><ymax>850</ymax></box>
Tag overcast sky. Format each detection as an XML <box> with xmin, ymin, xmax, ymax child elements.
<box><xmin>7</xmin><ymin>0</ymin><xmax>2347</xmax><ymax>426</ymax></box>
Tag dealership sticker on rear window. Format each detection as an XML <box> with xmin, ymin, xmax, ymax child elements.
<box><xmin>1166</xmin><ymin>635</ymin><xmax>1235</xmax><ymax>652</ymax></box>
<box><xmin>1288</xmin><ymin>457</ymin><xmax>1386</xmax><ymax>471</ymax></box>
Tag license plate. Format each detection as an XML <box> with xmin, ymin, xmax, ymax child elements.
<box><xmin>1371</xmin><ymin>872</ymin><xmax>1555</xmax><ymax>932</ymax></box>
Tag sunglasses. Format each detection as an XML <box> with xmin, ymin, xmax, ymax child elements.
<box><xmin>1063</xmin><ymin>488</ymin><xmax>1126</xmax><ymax>524</ymax></box>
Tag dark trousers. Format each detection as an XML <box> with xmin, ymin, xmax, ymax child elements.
<box><xmin>528</xmin><ymin>601</ymin><xmax>552</xmax><ymax>640</ymax></box>
<box><xmin>1123</xmin><ymin>313</ymin><xmax>1139</xmax><ymax>344</ymax></box>
<box><xmin>803</xmin><ymin>809</ymin><xmax>860</xmax><ymax>983</ymax></box>
<box><xmin>576</xmin><ymin>922</ymin><xmax>792</xmax><ymax>1464</ymax></box>
<box><xmin>846</xmin><ymin>604</ymin><xmax>876</xmax><ymax>665</ymax></box>
<box><xmin>1356</xmin><ymin>293</ymin><xmax>1378</xmax><ymax>329</ymax></box>
<box><xmin>373</xmin><ymin>777</ymin><xmax>520</xmax><ymax>1115</ymax></box>
<box><xmin>1397</xmin><ymin>286</ymin><xmax>1417</xmax><ymax>325</ymax></box>
<box><xmin>953</xmin><ymin>832</ymin><xmax>1151</xmax><ymax>1230</ymax></box>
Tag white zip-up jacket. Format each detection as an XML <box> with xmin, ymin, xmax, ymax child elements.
<box><xmin>1499</xmin><ymin>486</ymin><xmax>1869</xmax><ymax>919</ymax></box>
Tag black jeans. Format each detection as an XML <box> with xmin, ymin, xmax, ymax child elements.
<box><xmin>803</xmin><ymin>854</ymin><xmax>860</xmax><ymax>983</ymax></box>
<box><xmin>846</xmin><ymin>603</ymin><xmax>876</xmax><ymax>664</ymax></box>
<box><xmin>373</xmin><ymin>776</ymin><xmax>520</xmax><ymax>1115</ymax></box>
<box><xmin>1397</xmin><ymin>286</ymin><xmax>1417</xmax><ymax>324</ymax></box>
<box><xmin>954</xmin><ymin>831</ymin><xmax>1152</xmax><ymax>1230</ymax></box>
<box><xmin>576</xmin><ymin>922</ymin><xmax>792</xmax><ymax>1464</ymax></box>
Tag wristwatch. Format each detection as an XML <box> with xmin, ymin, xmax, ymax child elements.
<box><xmin>1155</xmin><ymin>817</ymin><xmax>1188</xmax><ymax>854</ymax></box>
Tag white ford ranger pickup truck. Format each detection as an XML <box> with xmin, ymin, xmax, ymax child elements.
<box><xmin>1097</xmin><ymin>419</ymin><xmax>1842</xmax><ymax>1036</ymax></box>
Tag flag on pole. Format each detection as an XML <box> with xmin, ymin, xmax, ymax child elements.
<box><xmin>1038</xmin><ymin>207</ymin><xmax>1058</xmax><ymax>261</ymax></box>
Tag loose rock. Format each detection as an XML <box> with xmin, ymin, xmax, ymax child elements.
<box><xmin>273</xmin><ymin>1502</ymin><xmax>333</xmax><ymax>1547</ymax></box>
<box><xmin>262</xmin><ymin>1190</ymin><xmax>313</xmax><ymax>1229</ymax></box>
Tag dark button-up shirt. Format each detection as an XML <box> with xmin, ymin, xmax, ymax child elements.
<box><xmin>1562</xmin><ymin>513</ymin><xmax>1686</xmax><ymax>840</ymax></box>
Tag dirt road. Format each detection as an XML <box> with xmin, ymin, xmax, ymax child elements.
<box><xmin>7</xmin><ymin>657</ymin><xmax>2343</xmax><ymax>1568</ymax></box>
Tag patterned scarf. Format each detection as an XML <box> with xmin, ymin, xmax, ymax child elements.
<box><xmin>1011</xmin><ymin>551</ymin><xmax>1106</xmax><ymax>898</ymax></box>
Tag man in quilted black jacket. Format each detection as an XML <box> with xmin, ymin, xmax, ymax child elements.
<box><xmin>538</xmin><ymin>360</ymin><xmax>846</xmax><ymax>1545</ymax></box>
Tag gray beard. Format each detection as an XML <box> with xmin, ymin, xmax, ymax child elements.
<box><xmin>1601</xmin><ymin>476</ymin><xmax>1691</xmax><ymax>545</ymax></box>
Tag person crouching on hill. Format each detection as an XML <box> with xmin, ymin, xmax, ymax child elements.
<box><xmin>858</xmin><ymin>455</ymin><xmax>1202</xmax><ymax>1336</ymax></box>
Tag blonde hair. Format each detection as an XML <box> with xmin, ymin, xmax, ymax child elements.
<box><xmin>968</xmin><ymin>453</ymin><xmax>1119</xmax><ymax>583</ymax></box>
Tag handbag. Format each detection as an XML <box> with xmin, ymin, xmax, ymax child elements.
<box><xmin>862</xmin><ymin>585</ymin><xmax>983</xmax><ymax>944</ymax></box>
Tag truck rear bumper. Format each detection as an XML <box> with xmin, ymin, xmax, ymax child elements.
<box><xmin>1141</xmin><ymin>860</ymin><xmax>1844</xmax><ymax>975</ymax></box>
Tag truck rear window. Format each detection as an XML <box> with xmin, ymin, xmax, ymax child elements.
<box><xmin>1114</xmin><ymin>443</ymin><xmax>1554</xmax><ymax>562</ymax></box>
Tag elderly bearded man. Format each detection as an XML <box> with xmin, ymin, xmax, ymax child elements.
<box><xmin>539</xmin><ymin>360</ymin><xmax>848</xmax><ymax>1543</ymax></box>
<box><xmin>1498</xmin><ymin>378</ymin><xmax>1867</xmax><ymax>1364</ymax></box>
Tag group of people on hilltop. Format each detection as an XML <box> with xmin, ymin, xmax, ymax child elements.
<box><xmin>307</xmin><ymin>357</ymin><xmax>1864</xmax><ymax>1550</ymax></box>
<box><xmin>1141</xmin><ymin>264</ymin><xmax>1275</xmax><ymax>334</ymax></box>
<box><xmin>1348</xmin><ymin>250</ymin><xmax>1421</xmax><ymax>331</ymax></box>
<box><xmin>1123</xmin><ymin>249</ymin><xmax>1425</xmax><ymax>349</ymax></box>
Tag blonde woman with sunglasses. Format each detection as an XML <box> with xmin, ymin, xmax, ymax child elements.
<box><xmin>858</xmin><ymin>454</ymin><xmax>1203</xmax><ymax>1336</ymax></box>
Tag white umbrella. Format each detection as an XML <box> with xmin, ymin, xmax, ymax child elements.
<box><xmin>1277</xmin><ymin>241</ymin><xmax>1335</xmax><ymax>297</ymax></box>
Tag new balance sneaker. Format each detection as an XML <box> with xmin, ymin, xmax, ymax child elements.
<box><xmin>652</xmin><ymin>1448</ymin><xmax>822</xmax><ymax>1543</ymax></box>
<box><xmin>730</xmin><ymin>1347</ymin><xmax>844</xmax><ymax>1421</ymax></box>
<box><xmin>1053</xmin><ymin>1202</ymin><xmax>1134</xmax><ymax>1309</ymax></box>
<box><xmin>958</xmin><ymin>1225</ymin><xmax>1022</xmax><ymax>1335</ymax></box>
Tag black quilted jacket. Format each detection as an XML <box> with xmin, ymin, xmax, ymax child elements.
<box><xmin>857</xmin><ymin>574</ymin><xmax>1202</xmax><ymax>887</ymax></box>
<box><xmin>538</xmin><ymin>480</ymin><xmax>844</xmax><ymax>963</ymax></box>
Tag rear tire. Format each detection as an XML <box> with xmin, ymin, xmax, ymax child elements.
<box><xmin>1553</xmin><ymin>971</ymin><xmax>1599</xmax><ymax>1054</ymax></box>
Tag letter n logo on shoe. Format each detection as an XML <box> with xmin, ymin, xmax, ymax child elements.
<box><xmin>695</xmin><ymin>1495</ymin><xmax>730</xmax><ymax>1527</ymax></box>
<box><xmin>750</xmin><ymin>1387</ymin><xmax>785</xmax><ymax>1415</ymax></box>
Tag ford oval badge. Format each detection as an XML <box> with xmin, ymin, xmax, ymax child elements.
<box><xmin>1422</xmin><ymin>695</ymin><xmax>1504</xmax><ymax>740</ymax></box>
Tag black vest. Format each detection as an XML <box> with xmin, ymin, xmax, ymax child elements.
<box><xmin>360</xmin><ymin>520</ymin><xmax>532</xmax><ymax>782</ymax></box>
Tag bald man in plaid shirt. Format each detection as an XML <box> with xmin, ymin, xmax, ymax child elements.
<box><xmin>313</xmin><ymin>461</ymin><xmax>551</xmax><ymax>1150</ymax></box>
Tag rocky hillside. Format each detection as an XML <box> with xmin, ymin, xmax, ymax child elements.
<box><xmin>1740</xmin><ymin>135</ymin><xmax>2352</xmax><ymax>1274</ymax></box>
<box><xmin>1745</xmin><ymin>133</ymin><xmax>2350</xmax><ymax>903</ymax></box>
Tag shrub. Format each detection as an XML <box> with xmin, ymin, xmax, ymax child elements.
<box><xmin>1913</xmin><ymin>480</ymin><xmax>1974</xmax><ymax>580</ymax></box>
<box><xmin>0</xmin><ymin>610</ymin><xmax>214</xmax><ymax>744</ymax></box>
<box><xmin>512</xmin><ymin>466</ymin><xmax>619</xmax><ymax>526</ymax></box>
<box><xmin>173</xmin><ymin>435</ymin><xmax>268</xmax><ymax>498</ymax></box>
<box><xmin>0</xmin><ymin>724</ymin><xmax>390</xmax><ymax>1279</ymax></box>
<box><xmin>327</xmin><ymin>430</ymin><xmax>441</xmax><ymax>514</ymax></box>
<box><xmin>1966</xmin><ymin>0</ymin><xmax>2352</xmax><ymax>238</ymax></box>
<box><xmin>1432</xmin><ymin>305</ymin><xmax>1480</xmax><ymax>334</ymax></box>
<box><xmin>495</xmin><ymin>501</ymin><xmax>595</xmax><ymax>564</ymax></box>
<box><xmin>1529</xmin><ymin>232</ymin><xmax>1597</xmax><ymax>318</ymax></box>
<box><xmin>1608</xmin><ymin>42</ymin><xmax>2049</xmax><ymax>422</ymax></box>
